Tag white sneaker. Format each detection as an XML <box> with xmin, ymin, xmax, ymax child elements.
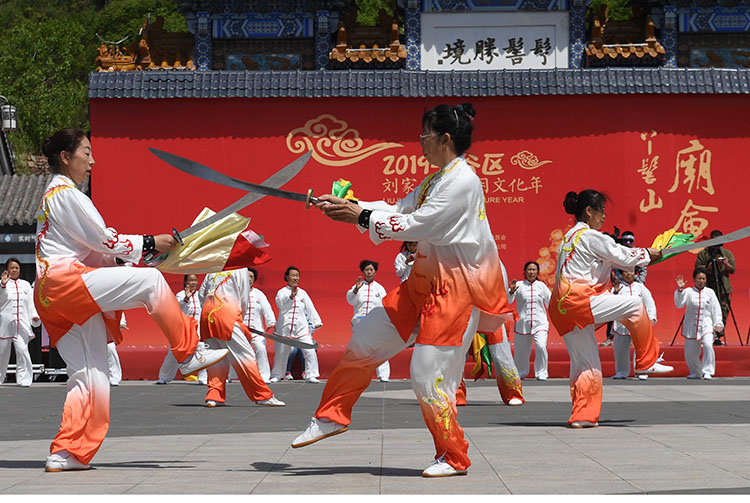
<box><xmin>702</xmin><ymin>373</ymin><xmax>712</xmax><ymax>380</ymax></box>
<box><xmin>536</xmin><ymin>376</ymin><xmax>548</xmax><ymax>381</ymax></box>
<box><xmin>637</xmin><ymin>374</ymin><xmax>649</xmax><ymax>380</ymax></box>
<box><xmin>635</xmin><ymin>362</ymin><xmax>673</xmax><ymax>375</ymax></box>
<box><xmin>282</xmin><ymin>373</ymin><xmax>294</xmax><ymax>381</ymax></box>
<box><xmin>687</xmin><ymin>373</ymin><xmax>700</xmax><ymax>379</ymax></box>
<box><xmin>45</xmin><ymin>450</ymin><xmax>91</xmax><ymax>472</ymax></box>
<box><xmin>422</xmin><ymin>457</ymin><xmax>467</xmax><ymax>477</ymax></box>
<box><xmin>269</xmin><ymin>377</ymin><xmax>280</xmax><ymax>383</ymax></box>
<box><xmin>205</xmin><ymin>400</ymin><xmax>224</xmax><ymax>407</ymax></box>
<box><xmin>612</xmin><ymin>373</ymin><xmax>627</xmax><ymax>380</ymax></box>
<box><xmin>570</xmin><ymin>421</ymin><xmax>598</xmax><ymax>429</ymax></box>
<box><xmin>256</xmin><ymin>396</ymin><xmax>285</xmax><ymax>407</ymax></box>
<box><xmin>380</xmin><ymin>378</ymin><xmax>390</xmax><ymax>382</ymax></box>
<box><xmin>179</xmin><ymin>347</ymin><xmax>229</xmax><ymax>376</ymax></box>
<box><xmin>291</xmin><ymin>417</ymin><xmax>348</xmax><ymax>448</ymax></box>
<box><xmin>305</xmin><ymin>377</ymin><xmax>320</xmax><ymax>383</ymax></box>
<box><xmin>508</xmin><ymin>398</ymin><xmax>524</xmax><ymax>406</ymax></box>
<box><xmin>155</xmin><ymin>378</ymin><xmax>168</xmax><ymax>385</ymax></box>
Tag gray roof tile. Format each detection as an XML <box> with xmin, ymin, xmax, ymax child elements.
<box><xmin>88</xmin><ymin>69</ymin><xmax>750</xmax><ymax>99</ymax></box>
<box><xmin>0</xmin><ymin>174</ymin><xmax>53</xmax><ymax>226</ymax></box>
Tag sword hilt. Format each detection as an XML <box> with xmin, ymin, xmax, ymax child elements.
<box><xmin>305</xmin><ymin>188</ymin><xmax>316</xmax><ymax>209</ymax></box>
<box><xmin>172</xmin><ymin>228</ymin><xmax>184</xmax><ymax>246</ymax></box>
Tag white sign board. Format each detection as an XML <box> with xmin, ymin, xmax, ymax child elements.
<box><xmin>421</xmin><ymin>12</ymin><xmax>569</xmax><ymax>70</ymax></box>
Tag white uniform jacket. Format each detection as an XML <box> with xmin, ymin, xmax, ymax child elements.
<box><xmin>36</xmin><ymin>175</ymin><xmax>143</xmax><ymax>269</ymax></box>
<box><xmin>0</xmin><ymin>278</ymin><xmax>40</xmax><ymax>340</ymax></box>
<box><xmin>176</xmin><ymin>290</ymin><xmax>202</xmax><ymax>322</ymax></box>
<box><xmin>508</xmin><ymin>279</ymin><xmax>551</xmax><ymax>335</ymax></box>
<box><xmin>611</xmin><ymin>282</ymin><xmax>657</xmax><ymax>336</ymax></box>
<box><xmin>674</xmin><ymin>286</ymin><xmax>723</xmax><ymax>339</ymax></box>
<box><xmin>275</xmin><ymin>286</ymin><xmax>322</xmax><ymax>339</ymax></box>
<box><xmin>243</xmin><ymin>288</ymin><xmax>276</xmax><ymax>331</ymax></box>
<box><xmin>357</xmin><ymin>156</ymin><xmax>512</xmax><ymax>343</ymax></box>
<box><xmin>346</xmin><ymin>280</ymin><xmax>387</xmax><ymax>322</ymax></box>
<box><xmin>394</xmin><ymin>251</ymin><xmax>414</xmax><ymax>283</ymax></box>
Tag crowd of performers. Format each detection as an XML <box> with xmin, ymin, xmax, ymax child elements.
<box><xmin>1</xmin><ymin>102</ymin><xmax>732</xmax><ymax>476</ymax></box>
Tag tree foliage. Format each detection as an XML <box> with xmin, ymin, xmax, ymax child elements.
<box><xmin>355</xmin><ymin>0</ymin><xmax>399</xmax><ymax>27</ymax></box>
<box><xmin>0</xmin><ymin>0</ymin><xmax>186</xmax><ymax>164</ymax></box>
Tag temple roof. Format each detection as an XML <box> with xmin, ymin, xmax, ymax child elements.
<box><xmin>89</xmin><ymin>68</ymin><xmax>750</xmax><ymax>99</ymax></box>
<box><xmin>0</xmin><ymin>175</ymin><xmax>51</xmax><ymax>226</ymax></box>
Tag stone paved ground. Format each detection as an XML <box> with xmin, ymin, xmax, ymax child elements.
<box><xmin>1</xmin><ymin>378</ymin><xmax>749</xmax><ymax>494</ymax></box>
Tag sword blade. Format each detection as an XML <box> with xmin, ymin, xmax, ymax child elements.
<box><xmin>245</xmin><ymin>325</ymin><xmax>318</xmax><ymax>350</ymax></box>
<box><xmin>149</xmin><ymin>148</ymin><xmax>314</xmax><ymax>203</ymax></box>
<box><xmin>178</xmin><ymin>191</ymin><xmax>259</xmax><ymax>239</ymax></box>
<box><xmin>664</xmin><ymin>226</ymin><xmax>750</xmax><ymax>256</ymax></box>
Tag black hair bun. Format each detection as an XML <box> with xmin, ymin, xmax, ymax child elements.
<box><xmin>42</xmin><ymin>137</ymin><xmax>53</xmax><ymax>159</ymax></box>
<box><xmin>563</xmin><ymin>191</ymin><xmax>578</xmax><ymax>215</ymax></box>
<box><xmin>459</xmin><ymin>102</ymin><xmax>476</xmax><ymax>120</ymax></box>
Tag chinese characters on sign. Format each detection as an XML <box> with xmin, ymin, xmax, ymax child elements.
<box><xmin>637</xmin><ymin>131</ymin><xmax>719</xmax><ymax>240</ymax></box>
<box><xmin>421</xmin><ymin>12</ymin><xmax>568</xmax><ymax>71</ymax></box>
<box><xmin>439</xmin><ymin>36</ymin><xmax>551</xmax><ymax>67</ymax></box>
<box><xmin>380</xmin><ymin>151</ymin><xmax>551</xmax><ymax>205</ymax></box>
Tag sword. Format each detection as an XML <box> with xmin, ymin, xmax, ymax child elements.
<box><xmin>143</xmin><ymin>150</ymin><xmax>312</xmax><ymax>264</ymax></box>
<box><xmin>660</xmin><ymin>226</ymin><xmax>750</xmax><ymax>256</ymax></box>
<box><xmin>246</xmin><ymin>325</ymin><xmax>319</xmax><ymax>350</ymax></box>
<box><xmin>149</xmin><ymin>148</ymin><xmax>320</xmax><ymax>209</ymax></box>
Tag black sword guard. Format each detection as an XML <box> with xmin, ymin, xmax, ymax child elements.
<box><xmin>172</xmin><ymin>228</ymin><xmax>184</xmax><ymax>246</ymax></box>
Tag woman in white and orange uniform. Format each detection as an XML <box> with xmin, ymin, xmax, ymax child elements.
<box><xmin>293</xmin><ymin>103</ymin><xmax>514</xmax><ymax>478</ymax></box>
<box><xmin>394</xmin><ymin>241</ymin><xmax>418</xmax><ymax>283</ymax></box>
<box><xmin>243</xmin><ymin>267</ymin><xmax>275</xmax><ymax>383</ymax></box>
<box><xmin>550</xmin><ymin>189</ymin><xmax>673</xmax><ymax>429</ymax></box>
<box><xmin>34</xmin><ymin>128</ymin><xmax>228</xmax><ymax>472</ymax></box>
<box><xmin>674</xmin><ymin>267</ymin><xmax>723</xmax><ymax>380</ymax></box>
<box><xmin>509</xmin><ymin>261</ymin><xmax>551</xmax><ymax>381</ymax></box>
<box><xmin>199</xmin><ymin>267</ymin><xmax>283</xmax><ymax>407</ymax></box>
<box><xmin>156</xmin><ymin>274</ymin><xmax>207</xmax><ymax>385</ymax></box>
<box><xmin>347</xmin><ymin>260</ymin><xmax>388</xmax><ymax>381</ymax></box>
<box><xmin>271</xmin><ymin>266</ymin><xmax>322</xmax><ymax>383</ymax></box>
<box><xmin>611</xmin><ymin>268</ymin><xmax>657</xmax><ymax>379</ymax></box>
<box><xmin>0</xmin><ymin>259</ymin><xmax>40</xmax><ymax>387</ymax></box>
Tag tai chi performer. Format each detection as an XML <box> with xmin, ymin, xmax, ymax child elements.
<box><xmin>35</xmin><ymin>128</ymin><xmax>228</xmax><ymax>472</ymax></box>
<box><xmin>675</xmin><ymin>268</ymin><xmax>723</xmax><ymax>380</ymax></box>
<box><xmin>199</xmin><ymin>268</ymin><xmax>284</xmax><ymax>407</ymax></box>
<box><xmin>156</xmin><ymin>274</ymin><xmax>207</xmax><ymax>384</ymax></box>
<box><xmin>0</xmin><ymin>259</ymin><xmax>40</xmax><ymax>387</ymax></box>
<box><xmin>244</xmin><ymin>267</ymin><xmax>275</xmax><ymax>383</ymax></box>
<box><xmin>509</xmin><ymin>261</ymin><xmax>551</xmax><ymax>381</ymax></box>
<box><xmin>394</xmin><ymin>241</ymin><xmax>418</xmax><ymax>283</ymax></box>
<box><xmin>611</xmin><ymin>268</ymin><xmax>657</xmax><ymax>380</ymax></box>
<box><xmin>293</xmin><ymin>103</ymin><xmax>514</xmax><ymax>478</ymax></box>
<box><xmin>550</xmin><ymin>189</ymin><xmax>673</xmax><ymax>429</ymax></box>
<box><xmin>347</xmin><ymin>260</ymin><xmax>389</xmax><ymax>381</ymax></box>
<box><xmin>271</xmin><ymin>267</ymin><xmax>322</xmax><ymax>383</ymax></box>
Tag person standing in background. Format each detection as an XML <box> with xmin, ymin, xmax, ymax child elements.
<box><xmin>695</xmin><ymin>230</ymin><xmax>735</xmax><ymax>346</ymax></box>
<box><xmin>347</xmin><ymin>260</ymin><xmax>389</xmax><ymax>382</ymax></box>
<box><xmin>156</xmin><ymin>274</ymin><xmax>207</xmax><ymax>385</ymax></box>
<box><xmin>244</xmin><ymin>267</ymin><xmax>275</xmax><ymax>383</ymax></box>
<box><xmin>675</xmin><ymin>268</ymin><xmax>723</xmax><ymax>379</ymax></box>
<box><xmin>0</xmin><ymin>259</ymin><xmax>40</xmax><ymax>387</ymax></box>
<box><xmin>271</xmin><ymin>266</ymin><xmax>322</xmax><ymax>383</ymax></box>
<box><xmin>509</xmin><ymin>261</ymin><xmax>551</xmax><ymax>381</ymax></box>
<box><xmin>394</xmin><ymin>241</ymin><xmax>418</xmax><ymax>283</ymax></box>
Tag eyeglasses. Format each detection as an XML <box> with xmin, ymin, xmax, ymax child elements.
<box><xmin>419</xmin><ymin>133</ymin><xmax>436</xmax><ymax>146</ymax></box>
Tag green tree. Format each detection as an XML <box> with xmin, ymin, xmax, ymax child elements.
<box><xmin>355</xmin><ymin>0</ymin><xmax>399</xmax><ymax>27</ymax></box>
<box><xmin>0</xmin><ymin>0</ymin><xmax>186</xmax><ymax>166</ymax></box>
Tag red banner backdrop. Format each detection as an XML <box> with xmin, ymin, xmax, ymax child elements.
<box><xmin>89</xmin><ymin>94</ymin><xmax>750</xmax><ymax>358</ymax></box>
